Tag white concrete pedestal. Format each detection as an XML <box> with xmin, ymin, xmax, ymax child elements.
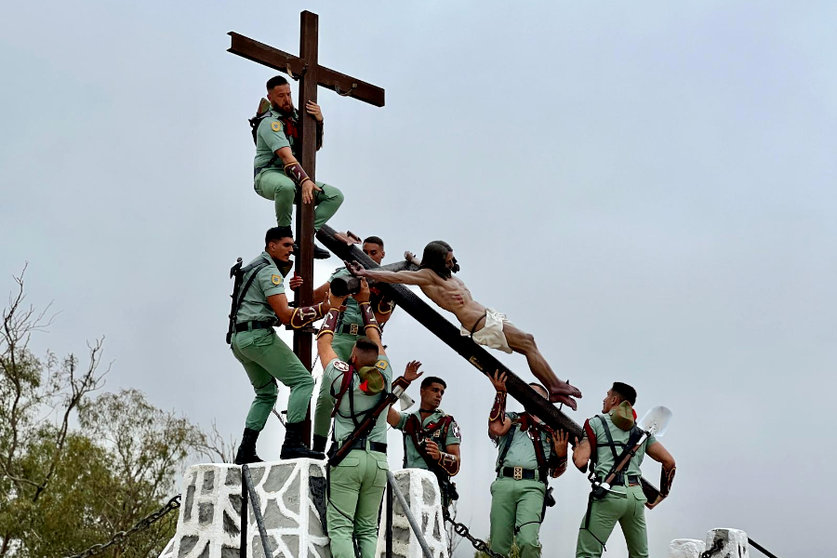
<box><xmin>704</xmin><ymin>528</ymin><xmax>749</xmax><ymax>558</ymax></box>
<box><xmin>668</xmin><ymin>538</ymin><xmax>706</xmax><ymax>558</ymax></box>
<box><xmin>158</xmin><ymin>460</ymin><xmax>330</xmax><ymax>558</ymax></box>
<box><xmin>376</xmin><ymin>469</ymin><xmax>449</xmax><ymax>558</ymax></box>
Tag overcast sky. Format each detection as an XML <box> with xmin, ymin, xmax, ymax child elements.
<box><xmin>2</xmin><ymin>2</ymin><xmax>835</xmax><ymax>556</ymax></box>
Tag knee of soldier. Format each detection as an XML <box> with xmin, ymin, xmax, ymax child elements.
<box><xmin>517</xmin><ymin>526</ymin><xmax>542</xmax><ymax>549</ymax></box>
<box><xmin>296</xmin><ymin>373</ymin><xmax>315</xmax><ymax>390</ymax></box>
<box><xmin>274</xmin><ymin>183</ymin><xmax>296</xmax><ymax>204</ymax></box>
<box><xmin>255</xmin><ymin>380</ymin><xmax>278</xmax><ymax>402</ymax></box>
<box><xmin>324</xmin><ymin>183</ymin><xmax>344</xmax><ymax>205</ymax></box>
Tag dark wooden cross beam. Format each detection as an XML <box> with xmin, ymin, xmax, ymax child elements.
<box><xmin>317</xmin><ymin>224</ymin><xmax>664</xmax><ymax>502</ymax></box>
<box><xmin>228</xmin><ymin>11</ymin><xmax>384</xmax><ymax>441</ymax></box>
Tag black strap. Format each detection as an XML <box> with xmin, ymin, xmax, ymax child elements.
<box><xmin>595</xmin><ymin>416</ymin><xmax>643</xmax><ymax>485</ymax></box>
<box><xmin>495</xmin><ymin>421</ymin><xmax>517</xmax><ymax>473</ymax></box>
<box><xmin>527</xmin><ymin>424</ymin><xmax>551</xmax><ymax>482</ymax></box>
<box><xmin>231</xmin><ymin>261</ymin><xmax>270</xmax><ymax>327</ymax></box>
<box><xmin>597</xmin><ymin>415</ymin><xmax>620</xmax><ymax>461</ymax></box>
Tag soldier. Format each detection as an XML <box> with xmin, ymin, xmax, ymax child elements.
<box><xmin>313</xmin><ymin>235</ymin><xmax>396</xmax><ymax>361</ymax></box>
<box><xmin>487</xmin><ymin>371</ymin><xmax>569</xmax><ymax>558</ymax></box>
<box><xmin>571</xmin><ymin>382</ymin><xmax>676</xmax><ymax>558</ymax></box>
<box><xmin>347</xmin><ymin>241</ymin><xmax>581</xmax><ymax>407</ymax></box>
<box><xmin>229</xmin><ymin>226</ymin><xmax>330</xmax><ymax>464</ymax></box>
<box><xmin>312</xmin><ymin>279</ymin><xmax>420</xmax><ymax>558</ymax></box>
<box><xmin>387</xmin><ymin>374</ymin><xmax>461</xmax><ymax>507</ymax></box>
<box><xmin>253</xmin><ymin>75</ymin><xmax>345</xmax><ymax>259</ymax></box>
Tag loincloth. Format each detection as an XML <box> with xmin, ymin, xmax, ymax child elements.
<box><xmin>460</xmin><ymin>308</ymin><xmax>512</xmax><ymax>354</ymax></box>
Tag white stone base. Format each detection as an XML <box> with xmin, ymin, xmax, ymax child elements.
<box><xmin>704</xmin><ymin>528</ymin><xmax>749</xmax><ymax>558</ymax></box>
<box><xmin>159</xmin><ymin>460</ymin><xmax>330</xmax><ymax>558</ymax></box>
<box><xmin>160</xmin><ymin>464</ymin><xmax>452</xmax><ymax>558</ymax></box>
<box><xmin>376</xmin><ymin>469</ymin><xmax>449</xmax><ymax>558</ymax></box>
<box><xmin>668</xmin><ymin>538</ymin><xmax>706</xmax><ymax>558</ymax></box>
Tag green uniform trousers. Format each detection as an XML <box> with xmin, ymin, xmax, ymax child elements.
<box><xmin>231</xmin><ymin>329</ymin><xmax>314</xmax><ymax>427</ymax></box>
<box><xmin>331</xmin><ymin>333</ymin><xmax>357</xmax><ymax>363</ymax></box>
<box><xmin>255</xmin><ymin>169</ymin><xmax>344</xmax><ymax>231</ymax></box>
<box><xmin>576</xmin><ymin>487</ymin><xmax>648</xmax><ymax>558</ymax></box>
<box><xmin>327</xmin><ymin>448</ymin><xmax>388</xmax><ymax>558</ymax></box>
<box><xmin>489</xmin><ymin>477</ymin><xmax>546</xmax><ymax>558</ymax></box>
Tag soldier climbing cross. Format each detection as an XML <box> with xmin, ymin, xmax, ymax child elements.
<box><xmin>228</xmin><ymin>11</ymin><xmax>385</xmax><ymax>440</ymax></box>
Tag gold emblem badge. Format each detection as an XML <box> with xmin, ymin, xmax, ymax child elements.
<box><xmin>271</xmin><ymin>121</ymin><xmax>282</xmax><ymax>132</ymax></box>
<box><xmin>375</xmin><ymin>359</ymin><xmax>388</xmax><ymax>371</ymax></box>
<box><xmin>271</xmin><ymin>274</ymin><xmax>282</xmax><ymax>285</ymax></box>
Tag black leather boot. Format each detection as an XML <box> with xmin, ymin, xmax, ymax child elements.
<box><xmin>234</xmin><ymin>428</ymin><xmax>263</xmax><ymax>465</ymax></box>
<box><xmin>293</xmin><ymin>242</ymin><xmax>331</xmax><ymax>260</ymax></box>
<box><xmin>280</xmin><ymin>422</ymin><xmax>326</xmax><ymax>460</ymax></box>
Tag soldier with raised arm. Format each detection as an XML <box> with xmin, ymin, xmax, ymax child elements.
<box><xmin>347</xmin><ymin>240</ymin><xmax>581</xmax><ymax>407</ymax></box>
<box><xmin>487</xmin><ymin>371</ymin><xmax>570</xmax><ymax>558</ymax></box>
<box><xmin>387</xmin><ymin>374</ymin><xmax>462</xmax><ymax>508</ymax></box>
<box><xmin>312</xmin><ymin>278</ymin><xmax>420</xmax><ymax>558</ymax></box>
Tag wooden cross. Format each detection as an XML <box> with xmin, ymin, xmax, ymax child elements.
<box><xmin>228</xmin><ymin>11</ymin><xmax>385</xmax><ymax>441</ymax></box>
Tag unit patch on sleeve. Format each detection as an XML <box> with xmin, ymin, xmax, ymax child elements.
<box><xmin>271</xmin><ymin>121</ymin><xmax>282</xmax><ymax>132</ymax></box>
<box><xmin>334</xmin><ymin>361</ymin><xmax>350</xmax><ymax>372</ymax></box>
<box><xmin>271</xmin><ymin>274</ymin><xmax>282</xmax><ymax>285</ymax></box>
<box><xmin>375</xmin><ymin>359</ymin><xmax>389</xmax><ymax>371</ymax></box>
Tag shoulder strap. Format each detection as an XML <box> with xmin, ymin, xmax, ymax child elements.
<box><xmin>597</xmin><ymin>415</ymin><xmax>620</xmax><ymax>461</ymax></box>
<box><xmin>232</xmin><ymin>261</ymin><xmax>270</xmax><ymax>322</ymax></box>
<box><xmin>527</xmin><ymin>425</ymin><xmax>549</xmax><ymax>481</ymax></box>
<box><xmin>495</xmin><ymin>419</ymin><xmax>518</xmax><ymax>473</ymax></box>
<box><xmin>330</xmin><ymin>367</ymin><xmax>354</xmax><ymax>418</ymax></box>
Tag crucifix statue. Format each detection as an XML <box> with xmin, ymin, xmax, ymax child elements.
<box><xmin>228</xmin><ymin>11</ymin><xmax>385</xmax><ymax>442</ymax></box>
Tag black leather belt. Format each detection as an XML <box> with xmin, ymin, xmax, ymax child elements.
<box><xmin>234</xmin><ymin>320</ymin><xmax>276</xmax><ymax>333</ymax></box>
<box><xmin>337</xmin><ymin>323</ymin><xmax>361</xmax><ymax>336</ymax></box>
<box><xmin>499</xmin><ymin>467</ymin><xmax>538</xmax><ymax>480</ymax></box>
<box><xmin>612</xmin><ymin>474</ymin><xmax>641</xmax><ymax>486</ymax></box>
<box><xmin>348</xmin><ymin>438</ymin><xmax>387</xmax><ymax>453</ymax></box>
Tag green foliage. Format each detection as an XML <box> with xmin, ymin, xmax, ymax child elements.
<box><xmin>474</xmin><ymin>542</ymin><xmax>520</xmax><ymax>558</ymax></box>
<box><xmin>1</xmin><ymin>270</ymin><xmax>211</xmax><ymax>558</ymax></box>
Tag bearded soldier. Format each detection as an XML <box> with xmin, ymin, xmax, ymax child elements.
<box><xmin>571</xmin><ymin>382</ymin><xmax>676</xmax><ymax>558</ymax></box>
<box><xmin>387</xmin><ymin>374</ymin><xmax>461</xmax><ymax>508</ymax></box>
<box><xmin>347</xmin><ymin>240</ymin><xmax>581</xmax><ymax>408</ymax></box>
<box><xmin>252</xmin><ymin>75</ymin><xmax>346</xmax><ymax>259</ymax></box>
<box><xmin>487</xmin><ymin>371</ymin><xmax>569</xmax><ymax>558</ymax></box>
<box><xmin>228</xmin><ymin>226</ymin><xmax>329</xmax><ymax>463</ymax></box>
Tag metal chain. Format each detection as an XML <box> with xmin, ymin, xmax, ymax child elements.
<box><xmin>442</xmin><ymin>507</ymin><xmax>506</xmax><ymax>558</ymax></box>
<box><xmin>64</xmin><ymin>494</ymin><xmax>181</xmax><ymax>558</ymax></box>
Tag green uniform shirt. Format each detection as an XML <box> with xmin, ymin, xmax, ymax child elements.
<box><xmin>495</xmin><ymin>412</ymin><xmax>555</xmax><ymax>473</ymax></box>
<box><xmin>254</xmin><ymin>108</ymin><xmax>297</xmax><ymax>170</ymax></box>
<box><xmin>317</xmin><ymin>355</ymin><xmax>392</xmax><ymax>444</ymax></box>
<box><xmin>235</xmin><ymin>252</ymin><xmax>286</xmax><ymax>324</ymax></box>
<box><xmin>393</xmin><ymin>409</ymin><xmax>461</xmax><ymax>469</ymax></box>
<box><xmin>588</xmin><ymin>413</ymin><xmax>657</xmax><ymax>493</ymax></box>
<box><xmin>329</xmin><ymin>267</ymin><xmax>363</xmax><ymax>329</ymax></box>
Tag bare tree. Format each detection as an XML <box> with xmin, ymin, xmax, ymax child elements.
<box><xmin>0</xmin><ymin>267</ymin><xmax>106</xmax><ymax>557</ymax></box>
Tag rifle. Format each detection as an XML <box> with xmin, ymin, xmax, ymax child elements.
<box><xmin>328</xmin><ymin>376</ymin><xmax>410</xmax><ymax>467</ymax></box>
<box><xmin>226</xmin><ymin>258</ymin><xmax>243</xmax><ymax>344</ymax></box>
<box><xmin>589</xmin><ymin>427</ymin><xmax>647</xmax><ymax>499</ymax></box>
